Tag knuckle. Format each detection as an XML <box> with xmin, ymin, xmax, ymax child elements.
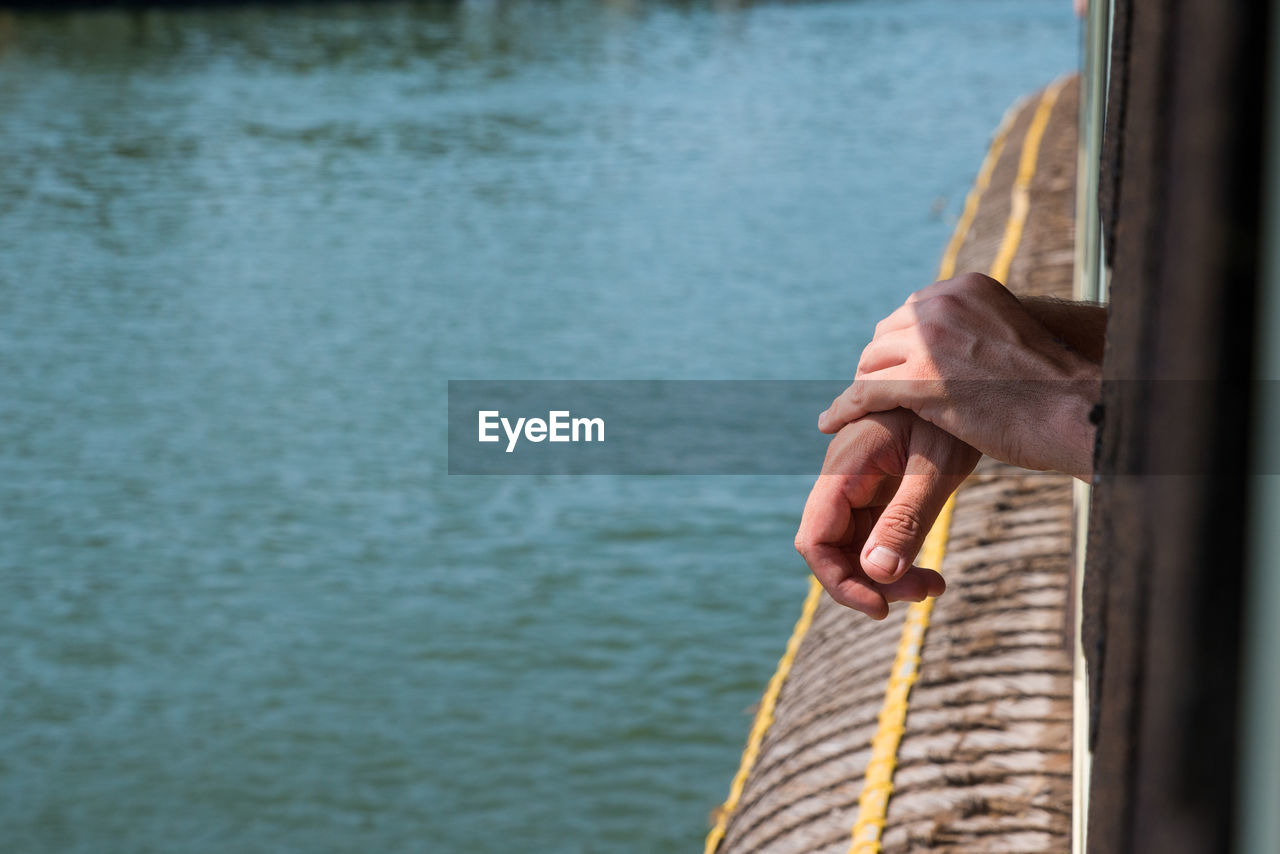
<box><xmin>903</xmin><ymin>358</ymin><xmax>932</xmax><ymax>382</ymax></box>
<box><xmin>879</xmin><ymin>504</ymin><xmax>925</xmax><ymax>542</ymax></box>
<box><xmin>917</xmin><ymin>319</ymin><xmax>946</xmax><ymax>347</ymax></box>
<box><xmin>931</xmin><ymin>292</ymin><xmax>963</xmax><ymax>313</ymax></box>
<box><xmin>856</xmin><ymin>345</ymin><xmax>875</xmax><ymax>375</ymax></box>
<box><xmin>958</xmin><ymin>271</ymin><xmax>996</xmax><ymax>293</ymax></box>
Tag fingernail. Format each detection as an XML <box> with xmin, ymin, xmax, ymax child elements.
<box><xmin>817</xmin><ymin>410</ymin><xmax>829</xmax><ymax>430</ymax></box>
<box><xmin>866</xmin><ymin>546</ymin><xmax>899</xmax><ymax>576</ymax></box>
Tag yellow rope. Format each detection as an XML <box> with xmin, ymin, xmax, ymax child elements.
<box><xmin>709</xmin><ymin>85</ymin><xmax>1018</xmax><ymax>848</ymax></box>
<box><xmin>937</xmin><ymin>94</ymin><xmax>1025</xmax><ymax>281</ymax></box>
<box><xmin>991</xmin><ymin>77</ymin><xmax>1069</xmax><ymax>284</ymax></box>
<box><xmin>704</xmin><ymin>74</ymin><xmax>1070</xmax><ymax>854</ymax></box>
<box><xmin>849</xmin><ymin>498</ymin><xmax>956</xmax><ymax>853</ymax></box>
<box><xmin>703</xmin><ymin>576</ymin><xmax>824</xmax><ymax>854</ymax></box>
<box><xmin>847</xmin><ymin>75</ymin><xmax>1068</xmax><ymax>854</ymax></box>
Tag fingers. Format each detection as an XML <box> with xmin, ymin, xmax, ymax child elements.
<box><xmin>856</xmin><ymin>329</ymin><xmax>910</xmax><ymax>376</ymax></box>
<box><xmin>799</xmin><ymin>542</ymin><xmax>890</xmax><ymax>619</ymax></box>
<box><xmin>796</xmin><ymin>478</ymin><xmax>889</xmax><ymax>619</ymax></box>
<box><xmin>817</xmin><ymin>382</ymin><xmax>867</xmax><ymax>434</ymax></box>
<box><xmin>881</xmin><ymin>566</ymin><xmax>946</xmax><ymax>601</ymax></box>
<box><xmin>817</xmin><ymin>367</ymin><xmax>917</xmax><ymax>434</ymax></box>
<box><xmin>859</xmin><ymin>461</ymin><xmax>956</xmax><ymax>584</ymax></box>
<box><xmin>796</xmin><ymin>542</ymin><xmax>943</xmax><ymax>619</ymax></box>
<box><xmin>796</xmin><ymin>477</ymin><xmax>882</xmax><ymax>616</ymax></box>
<box><xmin>872</xmin><ymin>302</ymin><xmax>919</xmax><ymax>336</ymax></box>
<box><xmin>795</xmin><ymin>473</ymin><xmax>856</xmax><ymax>548</ymax></box>
<box><xmin>816</xmin><ymin>290</ymin><xmax>941</xmax><ymax>435</ymax></box>
<box><xmin>796</xmin><ymin>475</ymin><xmax>947</xmax><ymax>619</ymax></box>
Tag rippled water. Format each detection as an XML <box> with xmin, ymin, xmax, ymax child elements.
<box><xmin>0</xmin><ymin>2</ymin><xmax>1075</xmax><ymax>851</ymax></box>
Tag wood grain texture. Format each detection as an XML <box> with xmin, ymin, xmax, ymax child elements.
<box><xmin>1083</xmin><ymin>0</ymin><xmax>1267</xmax><ymax>850</ymax></box>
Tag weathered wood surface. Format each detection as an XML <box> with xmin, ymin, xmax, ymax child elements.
<box><xmin>714</xmin><ymin>76</ymin><xmax>1080</xmax><ymax>854</ymax></box>
<box><xmin>1084</xmin><ymin>0</ymin><xmax>1267</xmax><ymax>850</ymax></box>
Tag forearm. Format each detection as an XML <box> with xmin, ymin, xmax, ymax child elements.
<box><xmin>1020</xmin><ymin>296</ymin><xmax>1107</xmax><ymax>363</ymax></box>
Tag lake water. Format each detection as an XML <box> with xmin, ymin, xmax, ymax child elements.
<box><xmin>0</xmin><ymin>2</ymin><xmax>1075</xmax><ymax>851</ymax></box>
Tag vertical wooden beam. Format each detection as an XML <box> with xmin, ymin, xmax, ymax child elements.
<box><xmin>1084</xmin><ymin>0</ymin><xmax>1269</xmax><ymax>852</ymax></box>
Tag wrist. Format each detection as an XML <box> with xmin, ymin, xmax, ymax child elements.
<box><xmin>1047</xmin><ymin>365</ymin><xmax>1100</xmax><ymax>478</ymax></box>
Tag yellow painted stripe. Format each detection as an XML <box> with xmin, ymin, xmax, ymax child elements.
<box><xmin>937</xmin><ymin>94</ymin><xmax>1025</xmax><ymax>281</ymax></box>
<box><xmin>990</xmin><ymin>76</ymin><xmax>1069</xmax><ymax>284</ymax></box>
<box><xmin>703</xmin><ymin>576</ymin><xmax>824</xmax><ymax>854</ymax></box>
<box><xmin>710</xmin><ymin>92</ymin><xmax>1020</xmax><ymax>847</ymax></box>
<box><xmin>848</xmin><ymin>75</ymin><xmax>1068</xmax><ymax>854</ymax></box>
<box><xmin>849</xmin><ymin>499</ymin><xmax>956</xmax><ymax>854</ymax></box>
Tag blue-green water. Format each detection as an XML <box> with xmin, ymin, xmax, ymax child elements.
<box><xmin>0</xmin><ymin>2</ymin><xmax>1075</xmax><ymax>851</ymax></box>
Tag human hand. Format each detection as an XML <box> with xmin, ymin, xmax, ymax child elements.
<box><xmin>816</xmin><ymin>273</ymin><xmax>1100</xmax><ymax>477</ymax></box>
<box><xmin>795</xmin><ymin>409</ymin><xmax>979</xmax><ymax>619</ymax></box>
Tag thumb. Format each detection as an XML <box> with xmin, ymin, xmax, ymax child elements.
<box><xmin>860</xmin><ymin>466</ymin><xmax>955</xmax><ymax>584</ymax></box>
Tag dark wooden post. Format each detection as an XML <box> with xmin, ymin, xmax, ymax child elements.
<box><xmin>1083</xmin><ymin>0</ymin><xmax>1269</xmax><ymax>852</ymax></box>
